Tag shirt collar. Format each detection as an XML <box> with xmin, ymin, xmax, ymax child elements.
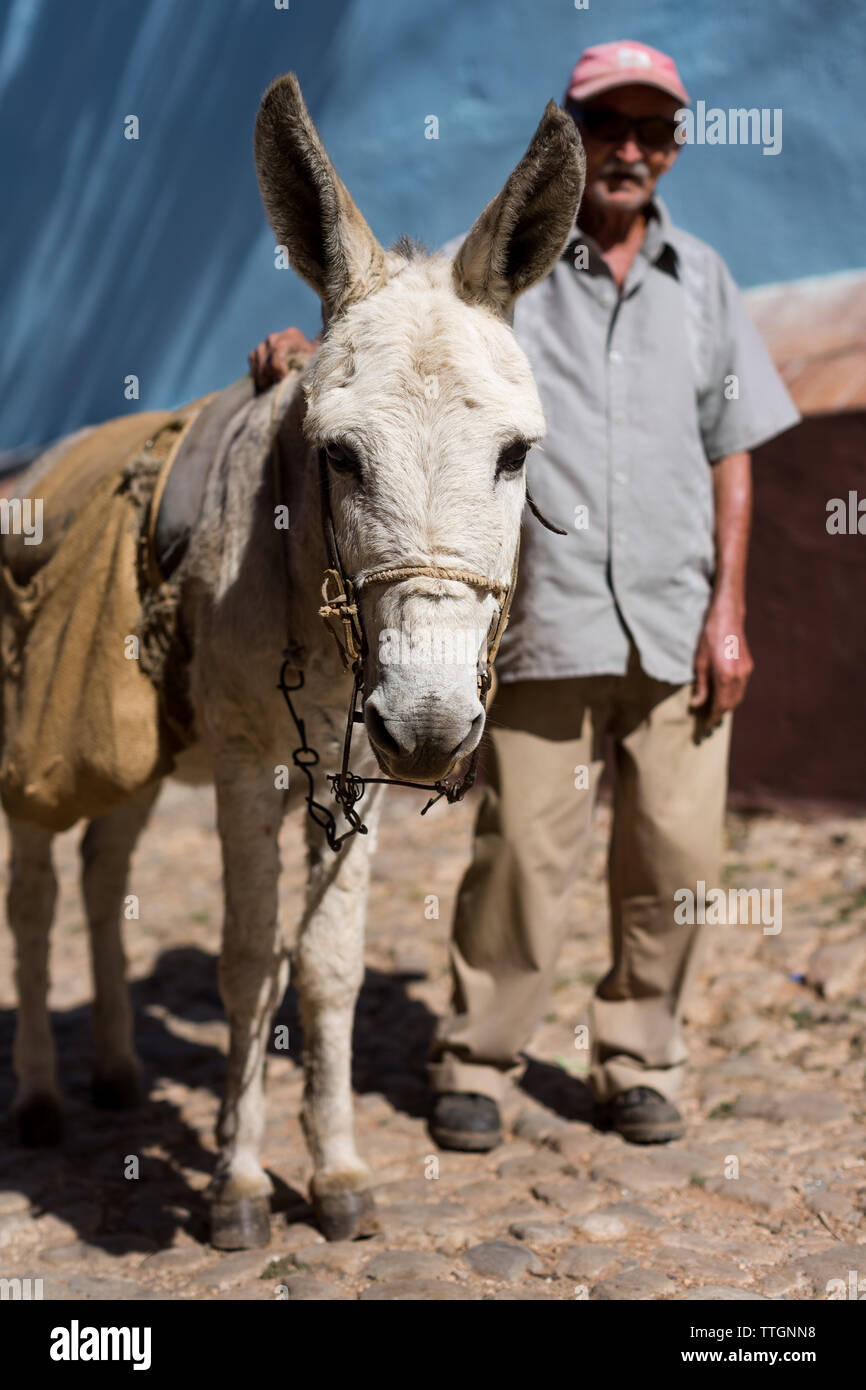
<box><xmin>565</xmin><ymin>195</ymin><xmax>680</xmax><ymax>274</ymax></box>
<box><xmin>641</xmin><ymin>196</ymin><xmax>674</xmax><ymax>262</ymax></box>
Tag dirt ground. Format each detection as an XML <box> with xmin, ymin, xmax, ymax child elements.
<box><xmin>1</xmin><ymin>780</ymin><xmax>865</xmax><ymax>1301</ymax></box>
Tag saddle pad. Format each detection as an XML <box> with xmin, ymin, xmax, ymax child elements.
<box><xmin>150</xmin><ymin>375</ymin><xmax>256</xmax><ymax>582</ymax></box>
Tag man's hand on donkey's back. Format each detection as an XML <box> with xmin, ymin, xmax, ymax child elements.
<box><xmin>248</xmin><ymin>327</ymin><xmax>320</xmax><ymax>391</ymax></box>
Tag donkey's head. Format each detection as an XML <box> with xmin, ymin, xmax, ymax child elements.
<box><xmin>255</xmin><ymin>74</ymin><xmax>584</xmax><ymax>782</ymax></box>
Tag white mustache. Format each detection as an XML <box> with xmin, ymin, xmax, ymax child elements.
<box><xmin>600</xmin><ymin>161</ymin><xmax>651</xmax><ymax>180</ymax></box>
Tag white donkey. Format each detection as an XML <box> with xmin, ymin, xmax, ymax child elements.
<box><xmin>5</xmin><ymin>74</ymin><xmax>584</xmax><ymax>1248</ymax></box>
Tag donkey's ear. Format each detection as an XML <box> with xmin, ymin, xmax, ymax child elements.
<box><xmin>254</xmin><ymin>72</ymin><xmax>386</xmax><ymax>321</ymax></box>
<box><xmin>452</xmin><ymin>101</ymin><xmax>585</xmax><ymax>319</ymax></box>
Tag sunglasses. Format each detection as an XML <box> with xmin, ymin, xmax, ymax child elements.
<box><xmin>569</xmin><ymin>104</ymin><xmax>679</xmax><ymax>150</ymax></box>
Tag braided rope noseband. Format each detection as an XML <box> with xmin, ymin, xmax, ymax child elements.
<box><xmin>356</xmin><ymin>566</ymin><xmax>509</xmax><ymax>601</ymax></box>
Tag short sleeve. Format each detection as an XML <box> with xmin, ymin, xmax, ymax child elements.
<box><xmin>697</xmin><ymin>253</ymin><xmax>800</xmax><ymax>461</ymax></box>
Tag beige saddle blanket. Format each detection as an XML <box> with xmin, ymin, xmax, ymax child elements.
<box><xmin>0</xmin><ymin>380</ymin><xmax>255</xmax><ymax>832</ymax></box>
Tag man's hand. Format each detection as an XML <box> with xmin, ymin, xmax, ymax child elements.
<box><xmin>248</xmin><ymin>327</ymin><xmax>319</xmax><ymax>392</ymax></box>
<box><xmin>689</xmin><ymin>598</ymin><xmax>754</xmax><ymax>728</ymax></box>
<box><xmin>690</xmin><ymin>450</ymin><xmax>754</xmax><ymax>729</ymax></box>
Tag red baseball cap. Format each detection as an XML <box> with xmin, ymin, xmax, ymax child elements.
<box><xmin>565</xmin><ymin>41</ymin><xmax>689</xmax><ymax>106</ymax></box>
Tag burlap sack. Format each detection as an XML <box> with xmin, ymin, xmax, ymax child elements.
<box><xmin>0</xmin><ymin>414</ymin><xmax>178</xmax><ymax>832</ymax></box>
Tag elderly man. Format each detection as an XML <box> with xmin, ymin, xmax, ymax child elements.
<box><xmin>250</xmin><ymin>42</ymin><xmax>799</xmax><ymax>1148</ymax></box>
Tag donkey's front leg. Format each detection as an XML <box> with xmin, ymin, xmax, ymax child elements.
<box><xmin>299</xmin><ymin>783</ymin><xmax>383</xmax><ymax>1241</ymax></box>
<box><xmin>209</xmin><ymin>757</ymin><xmax>288</xmax><ymax>1250</ymax></box>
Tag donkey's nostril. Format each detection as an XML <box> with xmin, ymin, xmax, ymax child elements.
<box><xmin>364</xmin><ymin>701</ymin><xmax>414</xmax><ymax>761</ymax></box>
<box><xmin>455</xmin><ymin>710</ymin><xmax>485</xmax><ymax>760</ymax></box>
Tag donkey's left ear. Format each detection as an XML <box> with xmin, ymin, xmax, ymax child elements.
<box><xmin>452</xmin><ymin>101</ymin><xmax>585</xmax><ymax>319</ymax></box>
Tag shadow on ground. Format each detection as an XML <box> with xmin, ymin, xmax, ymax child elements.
<box><xmin>0</xmin><ymin>947</ymin><xmax>438</xmax><ymax>1250</ymax></box>
<box><xmin>0</xmin><ymin>945</ymin><xmax>599</xmax><ymax>1253</ymax></box>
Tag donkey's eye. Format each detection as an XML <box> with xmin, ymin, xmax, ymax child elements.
<box><xmin>496</xmin><ymin>440</ymin><xmax>529</xmax><ymax>477</ymax></box>
<box><xmin>324</xmin><ymin>441</ymin><xmax>361</xmax><ymax>476</ymax></box>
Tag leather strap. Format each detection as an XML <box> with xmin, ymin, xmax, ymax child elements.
<box><xmin>143</xmin><ymin>398</ymin><xmax>216</xmax><ymax>590</ymax></box>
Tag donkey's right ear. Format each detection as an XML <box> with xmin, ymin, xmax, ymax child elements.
<box><xmin>254</xmin><ymin>73</ymin><xmax>386</xmax><ymax>322</ymax></box>
<box><xmin>452</xmin><ymin>101</ymin><xmax>585</xmax><ymax>320</ymax></box>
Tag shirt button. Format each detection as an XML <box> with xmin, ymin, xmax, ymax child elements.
<box><xmin>608</xmin><ymin>349</ymin><xmax>623</xmax><ymax>364</ymax></box>
<box><xmin>614</xmin><ymin>471</ymin><xmax>627</xmax><ymax>485</ymax></box>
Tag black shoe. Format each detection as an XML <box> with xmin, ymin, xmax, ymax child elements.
<box><xmin>599</xmin><ymin>1086</ymin><xmax>684</xmax><ymax>1144</ymax></box>
<box><xmin>429</xmin><ymin>1091</ymin><xmax>502</xmax><ymax>1152</ymax></box>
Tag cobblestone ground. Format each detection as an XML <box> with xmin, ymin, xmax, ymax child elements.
<box><xmin>1</xmin><ymin>782</ymin><xmax>865</xmax><ymax>1301</ymax></box>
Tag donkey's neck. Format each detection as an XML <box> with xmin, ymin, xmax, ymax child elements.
<box><xmin>271</xmin><ymin>365</ymin><xmax>345</xmax><ymax>676</ymax></box>
<box><xmin>184</xmin><ymin>363</ymin><xmax>342</xmax><ymax>691</ymax></box>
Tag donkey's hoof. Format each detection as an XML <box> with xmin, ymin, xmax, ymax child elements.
<box><xmin>210</xmin><ymin>1196</ymin><xmax>271</xmax><ymax>1251</ymax></box>
<box><xmin>91</xmin><ymin>1068</ymin><xmax>142</xmax><ymax>1110</ymax></box>
<box><xmin>313</xmin><ymin>1187</ymin><xmax>379</xmax><ymax>1242</ymax></box>
<box><xmin>14</xmin><ymin>1095</ymin><xmax>63</xmax><ymax>1147</ymax></box>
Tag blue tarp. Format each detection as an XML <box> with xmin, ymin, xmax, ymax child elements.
<box><xmin>0</xmin><ymin>0</ymin><xmax>862</xmax><ymax>449</ymax></box>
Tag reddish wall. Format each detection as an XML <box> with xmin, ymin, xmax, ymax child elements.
<box><xmin>730</xmin><ymin>411</ymin><xmax>866</xmax><ymax>813</ymax></box>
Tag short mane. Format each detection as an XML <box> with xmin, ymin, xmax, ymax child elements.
<box><xmin>389</xmin><ymin>234</ymin><xmax>428</xmax><ymax>262</ymax></box>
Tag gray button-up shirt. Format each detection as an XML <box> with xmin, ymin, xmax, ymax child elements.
<box><xmin>447</xmin><ymin>197</ymin><xmax>799</xmax><ymax>686</ymax></box>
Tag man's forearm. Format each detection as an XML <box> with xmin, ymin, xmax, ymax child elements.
<box><xmin>710</xmin><ymin>451</ymin><xmax>752</xmax><ymax>617</ymax></box>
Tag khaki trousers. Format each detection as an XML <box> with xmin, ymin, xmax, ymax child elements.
<box><xmin>428</xmin><ymin>652</ymin><xmax>732</xmax><ymax>1104</ymax></box>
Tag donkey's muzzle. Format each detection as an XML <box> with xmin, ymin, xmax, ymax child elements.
<box><xmin>364</xmin><ymin>691</ymin><xmax>485</xmax><ymax>782</ymax></box>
